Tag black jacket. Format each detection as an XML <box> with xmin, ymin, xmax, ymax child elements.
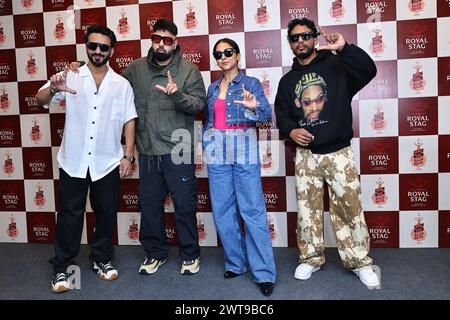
<box><xmin>275</xmin><ymin>43</ymin><xmax>376</xmax><ymax>154</ymax></box>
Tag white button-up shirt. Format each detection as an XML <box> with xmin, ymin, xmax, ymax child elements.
<box><xmin>40</xmin><ymin>65</ymin><xmax>137</xmax><ymax>181</ymax></box>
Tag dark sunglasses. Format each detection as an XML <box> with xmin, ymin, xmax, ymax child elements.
<box><xmin>151</xmin><ymin>34</ymin><xmax>175</xmax><ymax>46</ymax></box>
<box><xmin>213</xmin><ymin>48</ymin><xmax>235</xmax><ymax>60</ymax></box>
<box><xmin>288</xmin><ymin>32</ymin><xmax>316</xmax><ymax>43</ymax></box>
<box><xmin>86</xmin><ymin>42</ymin><xmax>111</xmax><ymax>52</ymax></box>
<box><xmin>302</xmin><ymin>95</ymin><xmax>325</xmax><ymax>107</ymax></box>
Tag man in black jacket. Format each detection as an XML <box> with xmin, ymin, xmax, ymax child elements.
<box><xmin>275</xmin><ymin>18</ymin><xmax>379</xmax><ymax>288</ymax></box>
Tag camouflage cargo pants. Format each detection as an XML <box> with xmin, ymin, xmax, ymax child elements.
<box><xmin>295</xmin><ymin>146</ymin><xmax>373</xmax><ymax>269</ymax></box>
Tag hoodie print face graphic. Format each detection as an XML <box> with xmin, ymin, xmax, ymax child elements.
<box><xmin>294</xmin><ymin>72</ymin><xmax>328</xmax><ymax>127</ymax></box>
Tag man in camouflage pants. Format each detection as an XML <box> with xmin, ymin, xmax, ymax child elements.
<box><xmin>275</xmin><ymin>18</ymin><xmax>379</xmax><ymax>287</ymax></box>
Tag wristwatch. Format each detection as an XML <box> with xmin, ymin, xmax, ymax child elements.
<box><xmin>49</xmin><ymin>87</ymin><xmax>56</xmax><ymax>96</ymax></box>
<box><xmin>123</xmin><ymin>155</ymin><xmax>135</xmax><ymax>163</ymax></box>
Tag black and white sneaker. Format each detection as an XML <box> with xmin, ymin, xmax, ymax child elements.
<box><xmin>139</xmin><ymin>257</ymin><xmax>166</xmax><ymax>275</ymax></box>
<box><xmin>181</xmin><ymin>257</ymin><xmax>200</xmax><ymax>275</ymax></box>
<box><xmin>50</xmin><ymin>272</ymin><xmax>70</xmax><ymax>293</ymax></box>
<box><xmin>92</xmin><ymin>261</ymin><xmax>118</xmax><ymax>281</ymax></box>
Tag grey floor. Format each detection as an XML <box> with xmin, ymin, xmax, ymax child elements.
<box><xmin>0</xmin><ymin>244</ymin><xmax>449</xmax><ymax>300</ymax></box>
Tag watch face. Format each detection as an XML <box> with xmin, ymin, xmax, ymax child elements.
<box><xmin>124</xmin><ymin>155</ymin><xmax>135</xmax><ymax>163</ymax></box>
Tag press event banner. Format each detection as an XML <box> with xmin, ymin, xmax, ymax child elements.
<box><xmin>0</xmin><ymin>0</ymin><xmax>449</xmax><ymax>248</ymax></box>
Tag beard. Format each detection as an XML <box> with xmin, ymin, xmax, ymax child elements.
<box><xmin>153</xmin><ymin>47</ymin><xmax>175</xmax><ymax>62</ymax></box>
<box><xmin>294</xmin><ymin>45</ymin><xmax>315</xmax><ymax>60</ymax></box>
<box><xmin>87</xmin><ymin>51</ymin><xmax>111</xmax><ymax>67</ymax></box>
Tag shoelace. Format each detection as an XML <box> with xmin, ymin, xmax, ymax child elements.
<box><xmin>98</xmin><ymin>261</ymin><xmax>114</xmax><ymax>272</ymax></box>
<box><xmin>55</xmin><ymin>273</ymin><xmax>67</xmax><ymax>282</ymax></box>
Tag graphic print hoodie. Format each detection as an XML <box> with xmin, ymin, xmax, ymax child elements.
<box><xmin>275</xmin><ymin>43</ymin><xmax>377</xmax><ymax>154</ymax></box>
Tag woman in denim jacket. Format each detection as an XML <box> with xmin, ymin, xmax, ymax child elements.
<box><xmin>202</xmin><ymin>38</ymin><xmax>276</xmax><ymax>296</ymax></box>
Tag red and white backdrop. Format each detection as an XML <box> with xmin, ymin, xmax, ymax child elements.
<box><xmin>0</xmin><ymin>0</ymin><xmax>449</xmax><ymax>249</ymax></box>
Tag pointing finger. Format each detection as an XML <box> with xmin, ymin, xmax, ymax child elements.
<box><xmin>318</xmin><ymin>26</ymin><xmax>326</xmax><ymax>37</ymax></box>
<box><xmin>241</xmin><ymin>83</ymin><xmax>248</xmax><ymax>95</ymax></box>
<box><xmin>167</xmin><ymin>70</ymin><xmax>173</xmax><ymax>84</ymax></box>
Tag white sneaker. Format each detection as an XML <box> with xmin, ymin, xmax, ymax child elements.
<box><xmin>294</xmin><ymin>263</ymin><xmax>320</xmax><ymax>280</ymax></box>
<box><xmin>181</xmin><ymin>257</ymin><xmax>200</xmax><ymax>275</ymax></box>
<box><xmin>353</xmin><ymin>266</ymin><xmax>380</xmax><ymax>288</ymax></box>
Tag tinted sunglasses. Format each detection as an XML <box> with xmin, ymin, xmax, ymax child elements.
<box><xmin>288</xmin><ymin>32</ymin><xmax>316</xmax><ymax>43</ymax></box>
<box><xmin>213</xmin><ymin>48</ymin><xmax>235</xmax><ymax>60</ymax></box>
<box><xmin>151</xmin><ymin>34</ymin><xmax>175</xmax><ymax>46</ymax></box>
<box><xmin>302</xmin><ymin>95</ymin><xmax>325</xmax><ymax>107</ymax></box>
<box><xmin>86</xmin><ymin>42</ymin><xmax>111</xmax><ymax>52</ymax></box>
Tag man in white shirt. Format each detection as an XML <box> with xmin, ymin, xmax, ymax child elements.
<box><xmin>35</xmin><ymin>25</ymin><xmax>137</xmax><ymax>293</ymax></box>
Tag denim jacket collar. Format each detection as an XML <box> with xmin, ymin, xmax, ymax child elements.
<box><xmin>212</xmin><ymin>70</ymin><xmax>245</xmax><ymax>89</ymax></box>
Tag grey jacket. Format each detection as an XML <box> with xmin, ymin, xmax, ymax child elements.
<box><xmin>122</xmin><ymin>46</ymin><xmax>206</xmax><ymax>156</ymax></box>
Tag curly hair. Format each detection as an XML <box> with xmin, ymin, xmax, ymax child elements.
<box><xmin>287</xmin><ymin>18</ymin><xmax>319</xmax><ymax>38</ymax></box>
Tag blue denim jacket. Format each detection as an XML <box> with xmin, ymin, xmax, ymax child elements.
<box><xmin>203</xmin><ymin>71</ymin><xmax>272</xmax><ymax>130</ymax></box>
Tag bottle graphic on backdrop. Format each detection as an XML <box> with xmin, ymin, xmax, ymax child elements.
<box><xmin>1</xmin><ymin>85</ymin><xmax>10</xmax><ymax>112</ymax></box>
<box><xmin>127</xmin><ymin>216</ymin><xmax>139</xmax><ymax>241</ymax></box>
<box><xmin>34</xmin><ymin>182</ymin><xmax>46</xmax><ymax>208</ymax></box>
<box><xmin>54</xmin><ymin>15</ymin><xmax>66</xmax><ymax>41</ymax></box>
<box><xmin>184</xmin><ymin>2</ymin><xmax>198</xmax><ymax>31</ymax></box>
<box><xmin>3</xmin><ymin>150</ymin><xmax>14</xmax><ymax>176</ymax></box>
<box><xmin>7</xmin><ymin>215</ymin><xmax>18</xmax><ymax>239</ymax></box>
<box><xmin>255</xmin><ymin>0</ymin><xmax>269</xmax><ymax>25</ymax></box>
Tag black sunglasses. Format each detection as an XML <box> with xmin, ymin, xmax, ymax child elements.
<box><xmin>213</xmin><ymin>48</ymin><xmax>235</xmax><ymax>60</ymax></box>
<box><xmin>302</xmin><ymin>95</ymin><xmax>326</xmax><ymax>107</ymax></box>
<box><xmin>151</xmin><ymin>34</ymin><xmax>175</xmax><ymax>46</ymax></box>
<box><xmin>288</xmin><ymin>32</ymin><xmax>316</xmax><ymax>43</ymax></box>
<box><xmin>86</xmin><ymin>42</ymin><xmax>111</xmax><ymax>52</ymax></box>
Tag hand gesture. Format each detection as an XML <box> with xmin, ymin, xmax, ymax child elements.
<box><xmin>50</xmin><ymin>66</ymin><xmax>77</xmax><ymax>95</ymax></box>
<box><xmin>155</xmin><ymin>70</ymin><xmax>178</xmax><ymax>95</ymax></box>
<box><xmin>290</xmin><ymin>128</ymin><xmax>314</xmax><ymax>147</ymax></box>
<box><xmin>234</xmin><ymin>84</ymin><xmax>257</xmax><ymax>110</ymax></box>
<box><xmin>317</xmin><ymin>26</ymin><xmax>346</xmax><ymax>52</ymax></box>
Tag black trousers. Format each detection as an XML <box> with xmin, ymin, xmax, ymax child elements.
<box><xmin>51</xmin><ymin>167</ymin><xmax>120</xmax><ymax>273</ymax></box>
<box><xmin>138</xmin><ymin>154</ymin><xmax>200</xmax><ymax>261</ymax></box>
